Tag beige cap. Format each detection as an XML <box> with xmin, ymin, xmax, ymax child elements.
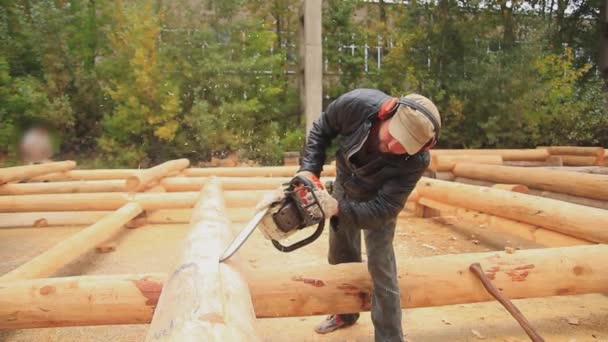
<box><xmin>388</xmin><ymin>94</ymin><xmax>441</xmax><ymax>154</ymax></box>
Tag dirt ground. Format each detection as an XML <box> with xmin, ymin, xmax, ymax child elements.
<box><xmin>0</xmin><ymin>209</ymin><xmax>606</xmax><ymax>341</ymax></box>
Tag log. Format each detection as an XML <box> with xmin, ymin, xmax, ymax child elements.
<box><xmin>1</xmin><ymin>245</ymin><xmax>606</xmax><ymax>328</ymax></box>
<box><xmin>0</xmin><ymin>208</ymin><xmax>255</xmax><ymax>228</ymax></box>
<box><xmin>0</xmin><ymin>203</ymin><xmax>143</xmax><ymax>280</ymax></box>
<box><xmin>527</xmin><ymin>189</ymin><xmax>608</xmax><ymax>210</ymax></box>
<box><xmin>538</xmin><ymin>146</ymin><xmax>604</xmax><ymax>159</ymax></box>
<box><xmin>146</xmin><ymin>178</ymin><xmax>258</xmax><ymax>341</ymax></box>
<box><xmin>431</xmin><ymin>149</ymin><xmax>549</xmax><ymax>161</ymax></box>
<box><xmin>183</xmin><ymin>165</ymin><xmax>336</xmax><ymax>177</ymax></box>
<box><xmin>454</xmin><ymin>177</ymin><xmax>494</xmax><ymax>187</ymax></box>
<box><xmin>0</xmin><ymin>190</ymin><xmax>267</xmax><ymax>212</ymax></box>
<box><xmin>429</xmin><ymin>155</ymin><xmax>502</xmax><ymax>172</ymax></box>
<box><xmin>418</xmin><ymin>198</ymin><xmax>591</xmax><ymax>247</ymax></box>
<box><xmin>416</xmin><ymin>178</ymin><xmax>608</xmax><ymax>243</ymax></box>
<box><xmin>503</xmin><ymin>156</ymin><xmax>563</xmax><ymax>167</ymax></box>
<box><xmin>554</xmin><ymin>155</ymin><xmax>599</xmax><ymax>166</ymax></box>
<box><xmin>430</xmin><ymin>171</ymin><xmax>455</xmax><ymax>181</ymax></box>
<box><xmin>538</xmin><ymin>166</ymin><xmax>608</xmax><ymax>175</ymax></box>
<box><xmin>491</xmin><ymin>184</ymin><xmax>529</xmax><ymax>193</ymax></box>
<box><xmin>0</xmin><ymin>180</ymin><xmax>127</xmax><ymax>195</ymax></box>
<box><xmin>28</xmin><ymin>169</ymin><xmax>138</xmax><ymax>182</ymax></box>
<box><xmin>161</xmin><ymin>176</ymin><xmax>293</xmax><ymax>192</ymax></box>
<box><xmin>452</xmin><ymin>163</ymin><xmax>608</xmax><ymax>201</ymax></box>
<box><xmin>126</xmin><ymin>159</ymin><xmax>190</xmax><ymax>192</ymax></box>
<box><xmin>0</xmin><ymin>161</ymin><xmax>76</xmax><ymax>184</ymax></box>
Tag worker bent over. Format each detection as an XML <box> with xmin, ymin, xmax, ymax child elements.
<box><xmin>297</xmin><ymin>88</ymin><xmax>441</xmax><ymax>342</ymax></box>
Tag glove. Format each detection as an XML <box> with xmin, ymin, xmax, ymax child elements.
<box><xmin>255</xmin><ymin>186</ymin><xmax>285</xmax><ymax>212</ymax></box>
<box><xmin>296</xmin><ymin>170</ymin><xmax>339</xmax><ymax>217</ymax></box>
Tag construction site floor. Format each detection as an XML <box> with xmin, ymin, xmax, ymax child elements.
<box><xmin>1</xmin><ymin>210</ymin><xmax>606</xmax><ymax>341</ymax></box>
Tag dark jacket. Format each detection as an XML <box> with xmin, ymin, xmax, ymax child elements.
<box><xmin>299</xmin><ymin>88</ymin><xmax>430</xmax><ymax>229</ymax></box>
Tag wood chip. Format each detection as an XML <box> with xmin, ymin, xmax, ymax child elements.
<box><xmin>566</xmin><ymin>317</ymin><xmax>580</xmax><ymax>325</ymax></box>
<box><xmin>450</xmin><ymin>236</ymin><xmax>457</xmax><ymax>241</ymax></box>
<box><xmin>505</xmin><ymin>247</ymin><xmax>516</xmax><ymax>254</ymax></box>
<box><xmin>422</xmin><ymin>243</ymin><xmax>437</xmax><ymax>251</ymax></box>
<box><xmin>441</xmin><ymin>318</ymin><xmax>452</xmax><ymax>325</ymax></box>
<box><xmin>472</xmin><ymin>239</ymin><xmax>480</xmax><ymax>245</ymax></box>
<box><xmin>471</xmin><ymin>329</ymin><xmax>485</xmax><ymax>339</ymax></box>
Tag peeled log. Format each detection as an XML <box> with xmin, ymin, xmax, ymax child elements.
<box><xmin>417</xmin><ymin>198</ymin><xmax>591</xmax><ymax>247</ymax></box>
<box><xmin>1</xmin><ymin>245</ymin><xmax>607</xmax><ymax>329</ymax></box>
<box><xmin>539</xmin><ymin>166</ymin><xmax>608</xmax><ymax>175</ymax></box>
<box><xmin>183</xmin><ymin>165</ymin><xmax>336</xmax><ymax>177</ymax></box>
<box><xmin>0</xmin><ymin>203</ymin><xmax>143</xmax><ymax>280</ymax></box>
<box><xmin>429</xmin><ymin>155</ymin><xmax>502</xmax><ymax>172</ymax></box>
<box><xmin>126</xmin><ymin>159</ymin><xmax>190</xmax><ymax>192</ymax></box>
<box><xmin>162</xmin><ymin>176</ymin><xmax>292</xmax><ymax>191</ymax></box>
<box><xmin>29</xmin><ymin>169</ymin><xmax>138</xmax><ymax>182</ymax></box>
<box><xmin>146</xmin><ymin>178</ymin><xmax>258</xmax><ymax>341</ymax></box>
<box><xmin>504</xmin><ymin>156</ymin><xmax>563</xmax><ymax>167</ymax></box>
<box><xmin>0</xmin><ymin>180</ymin><xmax>127</xmax><ymax>195</ymax></box>
<box><xmin>416</xmin><ymin>178</ymin><xmax>608</xmax><ymax>243</ymax></box>
<box><xmin>431</xmin><ymin>149</ymin><xmax>549</xmax><ymax>161</ymax></box>
<box><xmin>555</xmin><ymin>155</ymin><xmax>600</xmax><ymax>166</ymax></box>
<box><xmin>0</xmin><ymin>190</ymin><xmax>267</xmax><ymax>212</ymax></box>
<box><xmin>526</xmin><ymin>189</ymin><xmax>608</xmax><ymax>211</ymax></box>
<box><xmin>452</xmin><ymin>163</ymin><xmax>608</xmax><ymax>201</ymax></box>
<box><xmin>539</xmin><ymin>146</ymin><xmax>604</xmax><ymax>159</ymax></box>
<box><xmin>0</xmin><ymin>161</ymin><xmax>76</xmax><ymax>184</ymax></box>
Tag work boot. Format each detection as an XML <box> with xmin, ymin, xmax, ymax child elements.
<box><xmin>314</xmin><ymin>314</ymin><xmax>359</xmax><ymax>334</ymax></box>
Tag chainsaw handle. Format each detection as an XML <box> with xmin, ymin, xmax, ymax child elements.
<box><xmin>271</xmin><ymin>220</ymin><xmax>325</xmax><ymax>252</ymax></box>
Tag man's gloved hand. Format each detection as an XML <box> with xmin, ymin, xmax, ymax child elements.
<box><xmin>255</xmin><ymin>186</ymin><xmax>285</xmax><ymax>212</ymax></box>
<box><xmin>296</xmin><ymin>170</ymin><xmax>339</xmax><ymax>218</ymax></box>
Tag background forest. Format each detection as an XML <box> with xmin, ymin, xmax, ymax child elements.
<box><xmin>1</xmin><ymin>0</ymin><xmax>607</xmax><ymax>167</ymax></box>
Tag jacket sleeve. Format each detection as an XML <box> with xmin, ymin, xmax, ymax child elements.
<box><xmin>298</xmin><ymin>91</ymin><xmax>371</xmax><ymax>176</ymax></box>
<box><xmin>336</xmin><ymin>160</ymin><xmax>428</xmax><ymax>229</ymax></box>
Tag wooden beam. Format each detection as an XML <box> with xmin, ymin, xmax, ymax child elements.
<box><xmin>554</xmin><ymin>155</ymin><xmax>600</xmax><ymax>166</ymax></box>
<box><xmin>0</xmin><ymin>203</ymin><xmax>143</xmax><ymax>281</ymax></box>
<box><xmin>538</xmin><ymin>166</ymin><xmax>608</xmax><ymax>175</ymax></box>
<box><xmin>416</xmin><ymin>178</ymin><xmax>608</xmax><ymax>243</ymax></box>
<box><xmin>183</xmin><ymin>165</ymin><xmax>336</xmax><ymax>177</ymax></box>
<box><xmin>538</xmin><ymin>146</ymin><xmax>604</xmax><ymax>159</ymax></box>
<box><xmin>503</xmin><ymin>156</ymin><xmax>563</xmax><ymax>167</ymax></box>
<box><xmin>161</xmin><ymin>176</ymin><xmax>293</xmax><ymax>191</ymax></box>
<box><xmin>526</xmin><ymin>189</ymin><xmax>608</xmax><ymax>210</ymax></box>
<box><xmin>146</xmin><ymin>178</ymin><xmax>258</xmax><ymax>341</ymax></box>
<box><xmin>0</xmin><ymin>180</ymin><xmax>127</xmax><ymax>195</ymax></box>
<box><xmin>0</xmin><ymin>161</ymin><xmax>76</xmax><ymax>184</ymax></box>
<box><xmin>0</xmin><ymin>190</ymin><xmax>267</xmax><ymax>212</ymax></box>
<box><xmin>452</xmin><ymin>163</ymin><xmax>608</xmax><ymax>201</ymax></box>
<box><xmin>429</xmin><ymin>155</ymin><xmax>502</xmax><ymax>172</ymax></box>
<box><xmin>431</xmin><ymin>149</ymin><xmax>549</xmax><ymax>161</ymax></box>
<box><xmin>418</xmin><ymin>198</ymin><xmax>591</xmax><ymax>247</ymax></box>
<box><xmin>126</xmin><ymin>159</ymin><xmax>190</xmax><ymax>192</ymax></box>
<box><xmin>1</xmin><ymin>245</ymin><xmax>606</xmax><ymax>329</ymax></box>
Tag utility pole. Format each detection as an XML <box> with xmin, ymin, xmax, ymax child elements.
<box><xmin>299</xmin><ymin>0</ymin><xmax>323</xmax><ymax>136</ymax></box>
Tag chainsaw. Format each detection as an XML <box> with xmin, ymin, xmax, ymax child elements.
<box><xmin>219</xmin><ymin>174</ymin><xmax>328</xmax><ymax>262</ymax></box>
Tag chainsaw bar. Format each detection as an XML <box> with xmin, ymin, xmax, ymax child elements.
<box><xmin>219</xmin><ymin>207</ymin><xmax>269</xmax><ymax>262</ymax></box>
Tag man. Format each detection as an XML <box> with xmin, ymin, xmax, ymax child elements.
<box><xmin>19</xmin><ymin>126</ymin><xmax>53</xmax><ymax>165</ymax></box>
<box><xmin>297</xmin><ymin>88</ymin><xmax>441</xmax><ymax>342</ymax></box>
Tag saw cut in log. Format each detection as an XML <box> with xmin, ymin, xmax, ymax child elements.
<box><xmin>416</xmin><ymin>178</ymin><xmax>608</xmax><ymax>243</ymax></box>
<box><xmin>146</xmin><ymin>178</ymin><xmax>259</xmax><ymax>341</ymax></box>
<box><xmin>0</xmin><ymin>203</ymin><xmax>143</xmax><ymax>281</ymax></box>
<box><xmin>183</xmin><ymin>165</ymin><xmax>336</xmax><ymax>177</ymax></box>
<box><xmin>0</xmin><ymin>190</ymin><xmax>267</xmax><ymax>212</ymax></box>
<box><xmin>429</xmin><ymin>155</ymin><xmax>502</xmax><ymax>172</ymax></box>
<box><xmin>0</xmin><ymin>180</ymin><xmax>127</xmax><ymax>195</ymax></box>
<box><xmin>1</xmin><ymin>245</ymin><xmax>606</xmax><ymax>329</ymax></box>
<box><xmin>0</xmin><ymin>161</ymin><xmax>76</xmax><ymax>185</ymax></box>
<box><xmin>29</xmin><ymin>169</ymin><xmax>138</xmax><ymax>182</ymax></box>
<box><xmin>126</xmin><ymin>159</ymin><xmax>190</xmax><ymax>192</ymax></box>
<box><xmin>431</xmin><ymin>149</ymin><xmax>549</xmax><ymax>161</ymax></box>
<box><xmin>418</xmin><ymin>198</ymin><xmax>591</xmax><ymax>247</ymax></box>
<box><xmin>452</xmin><ymin>163</ymin><xmax>608</xmax><ymax>201</ymax></box>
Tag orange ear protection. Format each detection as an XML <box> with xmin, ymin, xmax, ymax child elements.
<box><xmin>378</xmin><ymin>97</ymin><xmax>440</xmax><ymax>151</ymax></box>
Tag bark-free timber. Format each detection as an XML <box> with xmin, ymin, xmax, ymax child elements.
<box><xmin>503</xmin><ymin>156</ymin><xmax>563</xmax><ymax>167</ymax></box>
<box><xmin>0</xmin><ymin>190</ymin><xmax>267</xmax><ymax>212</ymax></box>
<box><xmin>126</xmin><ymin>159</ymin><xmax>190</xmax><ymax>192</ymax></box>
<box><xmin>417</xmin><ymin>198</ymin><xmax>591</xmax><ymax>247</ymax></box>
<box><xmin>526</xmin><ymin>189</ymin><xmax>608</xmax><ymax>210</ymax></box>
<box><xmin>1</xmin><ymin>245</ymin><xmax>606</xmax><ymax>328</ymax></box>
<box><xmin>146</xmin><ymin>178</ymin><xmax>258</xmax><ymax>341</ymax></box>
<box><xmin>539</xmin><ymin>166</ymin><xmax>608</xmax><ymax>175</ymax></box>
<box><xmin>431</xmin><ymin>149</ymin><xmax>549</xmax><ymax>161</ymax></box>
<box><xmin>538</xmin><ymin>146</ymin><xmax>604</xmax><ymax>159</ymax></box>
<box><xmin>0</xmin><ymin>203</ymin><xmax>143</xmax><ymax>281</ymax></box>
<box><xmin>416</xmin><ymin>178</ymin><xmax>608</xmax><ymax>243</ymax></box>
<box><xmin>0</xmin><ymin>180</ymin><xmax>127</xmax><ymax>195</ymax></box>
<box><xmin>0</xmin><ymin>161</ymin><xmax>76</xmax><ymax>185</ymax></box>
<box><xmin>29</xmin><ymin>169</ymin><xmax>138</xmax><ymax>182</ymax></box>
<box><xmin>161</xmin><ymin>176</ymin><xmax>292</xmax><ymax>191</ymax></box>
<box><xmin>429</xmin><ymin>155</ymin><xmax>502</xmax><ymax>172</ymax></box>
<box><xmin>554</xmin><ymin>155</ymin><xmax>600</xmax><ymax>166</ymax></box>
<box><xmin>183</xmin><ymin>165</ymin><xmax>336</xmax><ymax>177</ymax></box>
<box><xmin>452</xmin><ymin>163</ymin><xmax>608</xmax><ymax>201</ymax></box>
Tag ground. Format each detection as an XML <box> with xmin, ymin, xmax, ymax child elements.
<box><xmin>0</xmin><ymin>209</ymin><xmax>606</xmax><ymax>341</ymax></box>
